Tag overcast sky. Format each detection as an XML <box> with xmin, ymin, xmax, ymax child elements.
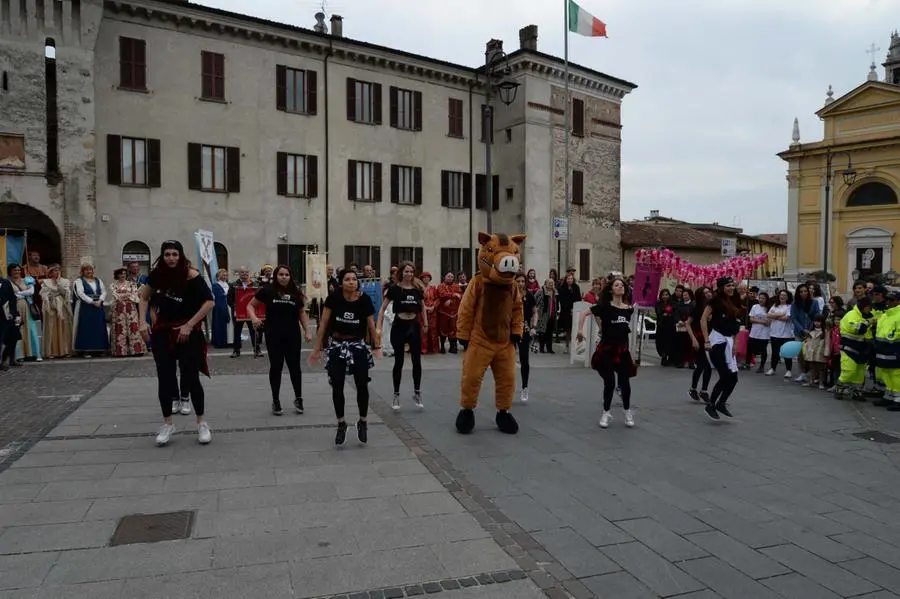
<box><xmin>196</xmin><ymin>0</ymin><xmax>895</xmax><ymax>235</ymax></box>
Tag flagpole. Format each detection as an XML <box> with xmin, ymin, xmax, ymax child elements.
<box><xmin>563</xmin><ymin>0</ymin><xmax>571</xmax><ymax>275</ymax></box>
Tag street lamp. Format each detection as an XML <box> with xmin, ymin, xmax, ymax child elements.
<box><xmin>823</xmin><ymin>150</ymin><xmax>857</xmax><ymax>275</ymax></box>
<box><xmin>482</xmin><ymin>40</ymin><xmax>520</xmax><ymax>234</ymax></box>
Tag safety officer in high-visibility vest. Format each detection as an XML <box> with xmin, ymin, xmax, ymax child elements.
<box><xmin>869</xmin><ymin>285</ymin><xmax>889</xmax><ymax>394</ymax></box>
<box><xmin>872</xmin><ymin>290</ymin><xmax>900</xmax><ymax>412</ymax></box>
<box><xmin>837</xmin><ymin>295</ymin><xmax>876</xmax><ymax>400</ymax></box>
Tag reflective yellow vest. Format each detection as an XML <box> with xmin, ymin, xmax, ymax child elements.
<box><xmin>874</xmin><ymin>305</ymin><xmax>900</xmax><ymax>369</ymax></box>
<box><xmin>840</xmin><ymin>306</ymin><xmax>875</xmax><ymax>364</ymax></box>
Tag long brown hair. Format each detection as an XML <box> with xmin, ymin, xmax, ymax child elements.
<box><xmin>269</xmin><ymin>264</ymin><xmax>305</xmax><ymax>306</ymax></box>
<box><xmin>393</xmin><ymin>260</ymin><xmax>425</xmax><ymax>291</ymax></box>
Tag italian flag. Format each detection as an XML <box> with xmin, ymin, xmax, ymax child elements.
<box><xmin>568</xmin><ymin>0</ymin><xmax>607</xmax><ymax>37</ymax></box>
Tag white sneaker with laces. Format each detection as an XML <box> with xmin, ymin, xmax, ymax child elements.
<box><xmin>599</xmin><ymin>411</ymin><xmax>612</xmax><ymax>429</ymax></box>
<box><xmin>413</xmin><ymin>392</ymin><xmax>424</xmax><ymax>409</ymax></box>
<box><xmin>155</xmin><ymin>423</ymin><xmax>175</xmax><ymax>446</ymax></box>
<box><xmin>179</xmin><ymin>399</ymin><xmax>192</xmax><ymax>415</ymax></box>
<box><xmin>624</xmin><ymin>409</ymin><xmax>635</xmax><ymax>428</ymax></box>
<box><xmin>171</xmin><ymin>400</ymin><xmax>180</xmax><ymax>414</ymax></box>
<box><xmin>765</xmin><ymin>368</ymin><xmax>775</xmax><ymax>376</ymax></box>
<box><xmin>392</xmin><ymin>393</ymin><xmax>401</xmax><ymax>411</ymax></box>
<box><xmin>784</xmin><ymin>370</ymin><xmax>793</xmax><ymax>379</ymax></box>
<box><xmin>520</xmin><ymin>388</ymin><xmax>529</xmax><ymax>403</ymax></box>
<box><xmin>198</xmin><ymin>422</ymin><xmax>212</xmax><ymax>444</ymax></box>
<box><xmin>795</xmin><ymin>373</ymin><xmax>808</xmax><ymax>383</ymax></box>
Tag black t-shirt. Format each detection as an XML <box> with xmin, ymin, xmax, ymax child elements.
<box><xmin>147</xmin><ymin>272</ymin><xmax>213</xmax><ymax>322</ymax></box>
<box><xmin>255</xmin><ymin>285</ymin><xmax>304</xmax><ymax>332</ymax></box>
<box><xmin>387</xmin><ymin>284</ymin><xmax>422</xmax><ymax>314</ymax></box>
<box><xmin>325</xmin><ymin>292</ymin><xmax>375</xmax><ymax>338</ymax></box>
<box><xmin>590</xmin><ymin>303</ymin><xmax>633</xmax><ymax>346</ymax></box>
<box><xmin>709</xmin><ymin>296</ymin><xmax>742</xmax><ymax>337</ymax></box>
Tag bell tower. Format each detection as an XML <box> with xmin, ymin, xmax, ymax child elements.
<box><xmin>884</xmin><ymin>30</ymin><xmax>900</xmax><ymax>85</ymax></box>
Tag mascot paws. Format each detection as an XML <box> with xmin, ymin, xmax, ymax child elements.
<box><xmin>495</xmin><ymin>410</ymin><xmax>519</xmax><ymax>435</ymax></box>
<box><xmin>456</xmin><ymin>409</ymin><xmax>476</xmax><ymax>434</ymax></box>
<box><xmin>510</xmin><ymin>334</ymin><xmax>521</xmax><ymax>345</ymax></box>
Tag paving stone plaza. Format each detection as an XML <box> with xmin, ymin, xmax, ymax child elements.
<box><xmin>2</xmin><ymin>351</ymin><xmax>900</xmax><ymax>598</ymax></box>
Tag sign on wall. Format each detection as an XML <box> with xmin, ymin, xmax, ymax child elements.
<box><xmin>552</xmin><ymin>217</ymin><xmax>568</xmax><ymax>241</ymax></box>
<box><xmin>721</xmin><ymin>238</ymin><xmax>737</xmax><ymax>257</ymax></box>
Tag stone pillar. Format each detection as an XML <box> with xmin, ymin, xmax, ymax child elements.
<box><xmin>785</xmin><ymin>170</ymin><xmax>800</xmax><ymax>280</ymax></box>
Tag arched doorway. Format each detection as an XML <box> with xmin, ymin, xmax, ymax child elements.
<box><xmin>121</xmin><ymin>240</ymin><xmax>152</xmax><ymax>276</ymax></box>
<box><xmin>214</xmin><ymin>242</ymin><xmax>228</xmax><ymax>272</ymax></box>
<box><xmin>0</xmin><ymin>202</ymin><xmax>62</xmax><ymax>275</ymax></box>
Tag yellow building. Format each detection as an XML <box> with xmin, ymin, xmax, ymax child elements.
<box><xmin>779</xmin><ymin>32</ymin><xmax>900</xmax><ymax>291</ymax></box>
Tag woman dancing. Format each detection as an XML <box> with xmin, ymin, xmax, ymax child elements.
<box><xmin>139</xmin><ymin>240</ymin><xmax>215</xmax><ymax>446</ymax></box>
<box><xmin>515</xmin><ymin>272</ymin><xmax>538</xmax><ymax>403</ymax></box>
<box><xmin>310</xmin><ymin>269</ymin><xmax>380</xmax><ymax>446</ymax></box>
<box><xmin>686</xmin><ymin>286</ymin><xmax>713</xmax><ymax>402</ymax></box>
<box><xmin>699</xmin><ymin>277</ymin><xmax>745</xmax><ymax>421</ymax></box>
<box><xmin>377</xmin><ymin>261</ymin><xmax>427</xmax><ymax>411</ymax></box>
<box><xmin>576</xmin><ymin>276</ymin><xmax>636</xmax><ymax>429</ymax></box>
<box><xmin>248</xmin><ymin>265</ymin><xmax>311</xmax><ymax>416</ymax></box>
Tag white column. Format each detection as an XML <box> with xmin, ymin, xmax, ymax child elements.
<box><xmin>62</xmin><ymin>0</ymin><xmax>72</xmax><ymax>44</ymax></box>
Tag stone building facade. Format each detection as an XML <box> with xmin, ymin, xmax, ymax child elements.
<box><xmin>0</xmin><ymin>0</ymin><xmax>636</xmax><ymax>283</ymax></box>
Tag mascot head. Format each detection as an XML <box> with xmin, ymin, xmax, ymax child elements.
<box><xmin>477</xmin><ymin>231</ymin><xmax>526</xmax><ymax>285</ymax></box>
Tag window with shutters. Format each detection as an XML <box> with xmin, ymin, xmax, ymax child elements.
<box><xmin>347</xmin><ymin>78</ymin><xmax>381</xmax><ymax>124</ymax></box>
<box><xmin>106</xmin><ymin>135</ymin><xmax>161</xmax><ymax>188</ymax></box>
<box><xmin>440</xmin><ymin>248</ymin><xmax>470</xmax><ymax>279</ymax></box>
<box><xmin>579</xmin><ymin>248</ymin><xmax>591</xmax><ymax>282</ymax></box>
<box><xmin>389</xmin><ymin>86</ymin><xmax>421</xmax><ymax>131</ymax></box>
<box><xmin>188</xmin><ymin>143</ymin><xmax>239</xmax><ymax>193</ymax></box>
<box><xmin>276</xmin><ymin>244</ymin><xmax>315</xmax><ymax>285</ymax></box>
<box><xmin>277</xmin><ymin>66</ymin><xmax>316</xmax><ymax>115</ymax></box>
<box><xmin>201</xmin><ymin>145</ymin><xmax>227</xmax><ymax>191</ymax></box>
<box><xmin>348</xmin><ymin>160</ymin><xmax>381</xmax><ymax>202</ymax></box>
<box><xmin>276</xmin><ymin>153</ymin><xmax>317</xmax><ymax>198</ymax></box>
<box><xmin>448</xmin><ymin>98</ymin><xmax>464</xmax><ymax>138</ymax></box>
<box><xmin>441</xmin><ymin>171</ymin><xmax>467</xmax><ymax>209</ymax></box>
<box><xmin>345</xmin><ymin>246</ymin><xmax>381</xmax><ymax>275</ymax></box>
<box><xmin>200</xmin><ymin>51</ymin><xmax>225</xmax><ymax>101</ymax></box>
<box><xmin>390</xmin><ymin>247</ymin><xmax>424</xmax><ymax>274</ymax></box>
<box><xmin>119</xmin><ymin>37</ymin><xmax>146</xmax><ymax>91</ymax></box>
<box><xmin>391</xmin><ymin>165</ymin><xmax>420</xmax><ymax>205</ymax></box>
<box><xmin>572</xmin><ymin>98</ymin><xmax>585</xmax><ymax>137</ymax></box>
<box><xmin>480</xmin><ymin>104</ymin><xmax>494</xmax><ymax>143</ymax></box>
<box><xmin>572</xmin><ymin>169</ymin><xmax>584</xmax><ymax>205</ymax></box>
<box><xmin>475</xmin><ymin>174</ymin><xmax>500</xmax><ymax>211</ymax></box>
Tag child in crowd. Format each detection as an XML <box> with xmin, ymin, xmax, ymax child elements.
<box><xmin>802</xmin><ymin>315</ymin><xmax>829</xmax><ymax>389</ymax></box>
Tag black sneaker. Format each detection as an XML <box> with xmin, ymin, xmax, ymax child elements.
<box><xmin>715</xmin><ymin>403</ymin><xmax>733</xmax><ymax>418</ymax></box>
<box><xmin>335</xmin><ymin>422</ymin><xmax>347</xmax><ymax>446</ymax></box>
<box><xmin>230</xmin><ymin>351</ymin><xmax>240</xmax><ymax>358</ymax></box>
<box><xmin>272</xmin><ymin>400</ymin><xmax>283</xmax><ymax>416</ymax></box>
<box><xmin>293</xmin><ymin>397</ymin><xmax>304</xmax><ymax>414</ymax></box>
<box><xmin>704</xmin><ymin>404</ymin><xmax>720</xmax><ymax>420</ymax></box>
<box><xmin>688</xmin><ymin>389</ymin><xmax>700</xmax><ymax>401</ymax></box>
<box><xmin>357</xmin><ymin>421</ymin><xmax>368</xmax><ymax>445</ymax></box>
<box><xmin>699</xmin><ymin>391</ymin><xmax>710</xmax><ymax>404</ymax></box>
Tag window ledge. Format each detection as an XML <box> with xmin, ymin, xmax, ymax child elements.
<box><xmin>199</xmin><ymin>96</ymin><xmax>228</xmax><ymax>105</ymax></box>
<box><xmin>392</xmin><ymin>126</ymin><xmax>421</xmax><ymax>133</ymax></box>
<box><xmin>446</xmin><ymin>133</ymin><xmax>465</xmax><ymax>140</ymax></box>
<box><xmin>351</xmin><ymin>198</ymin><xmax>378</xmax><ymax>203</ymax></box>
<box><xmin>196</xmin><ymin>188</ymin><xmax>230</xmax><ymax>194</ymax></box>
<box><xmin>285</xmin><ymin>193</ymin><xmax>314</xmax><ymax>199</ymax></box>
<box><xmin>118</xmin><ymin>183</ymin><xmax>152</xmax><ymax>189</ymax></box>
<box><xmin>349</xmin><ymin>119</ymin><xmax>380</xmax><ymax>126</ymax></box>
<box><xmin>117</xmin><ymin>86</ymin><xmax>150</xmax><ymax>94</ymax></box>
<box><xmin>280</xmin><ymin>108</ymin><xmax>315</xmax><ymax>117</ymax></box>
<box><xmin>444</xmin><ymin>205</ymin><xmax>468</xmax><ymax>210</ymax></box>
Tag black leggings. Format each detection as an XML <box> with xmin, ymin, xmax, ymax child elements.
<box><xmin>152</xmin><ymin>330</ymin><xmax>205</xmax><ymax>418</ymax></box>
<box><xmin>770</xmin><ymin>337</ymin><xmax>793</xmax><ymax>371</ymax></box>
<box><xmin>327</xmin><ymin>348</ymin><xmax>370</xmax><ymax>420</ymax></box>
<box><xmin>519</xmin><ymin>332</ymin><xmax>531</xmax><ymax>388</ymax></box>
<box><xmin>600</xmin><ymin>359</ymin><xmax>631</xmax><ymax>411</ymax></box>
<box><xmin>266</xmin><ymin>332</ymin><xmax>303</xmax><ymax>402</ymax></box>
<box><xmin>691</xmin><ymin>341</ymin><xmax>712</xmax><ymax>391</ymax></box>
<box><xmin>178</xmin><ymin>364</ymin><xmax>190</xmax><ymax>400</ymax></box>
<box><xmin>708</xmin><ymin>342</ymin><xmax>738</xmax><ymax>406</ymax></box>
<box><xmin>748</xmin><ymin>337</ymin><xmax>768</xmax><ymax>366</ymax></box>
<box><xmin>390</xmin><ymin>319</ymin><xmax>422</xmax><ymax>393</ymax></box>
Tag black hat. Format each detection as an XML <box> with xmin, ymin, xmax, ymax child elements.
<box><xmin>716</xmin><ymin>277</ymin><xmax>734</xmax><ymax>289</ymax></box>
<box><xmin>160</xmin><ymin>240</ymin><xmax>185</xmax><ymax>255</ymax></box>
<box><xmin>872</xmin><ymin>285</ymin><xmax>888</xmax><ymax>295</ymax></box>
<box><xmin>857</xmin><ymin>296</ymin><xmax>873</xmax><ymax>308</ymax></box>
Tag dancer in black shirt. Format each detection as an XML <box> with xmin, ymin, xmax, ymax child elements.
<box><xmin>700</xmin><ymin>277</ymin><xmax>745</xmax><ymax>420</ymax></box>
<box><xmin>377</xmin><ymin>261</ymin><xmax>427</xmax><ymax>410</ymax></box>
<box><xmin>514</xmin><ymin>273</ymin><xmax>538</xmax><ymax>403</ymax></box>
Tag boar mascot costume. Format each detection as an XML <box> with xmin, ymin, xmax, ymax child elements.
<box><xmin>455</xmin><ymin>232</ymin><xmax>526</xmax><ymax>435</ymax></box>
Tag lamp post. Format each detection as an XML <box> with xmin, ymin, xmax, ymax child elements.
<box><xmin>823</xmin><ymin>149</ymin><xmax>857</xmax><ymax>275</ymax></box>
<box><xmin>482</xmin><ymin>40</ymin><xmax>520</xmax><ymax>234</ymax></box>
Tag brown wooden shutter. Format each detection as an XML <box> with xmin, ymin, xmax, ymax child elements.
<box><xmin>447</xmin><ymin>98</ymin><xmax>455</xmax><ymax>136</ymax></box>
<box><xmin>414</xmin><ymin>247</ymin><xmax>423</xmax><ymax>274</ymax></box>
<box><xmin>106</xmin><ymin>135</ymin><xmax>122</xmax><ymax>185</ymax></box>
<box><xmin>579</xmin><ymin>248</ymin><xmax>590</xmax><ymax>281</ymax></box>
<box><xmin>134</xmin><ymin>40</ymin><xmax>146</xmax><ymax>89</ymax></box>
<box><xmin>463</xmin><ymin>250</ymin><xmax>473</xmax><ymax>278</ymax></box>
<box><xmin>119</xmin><ymin>38</ymin><xmax>132</xmax><ymax>88</ymax></box>
<box><xmin>492</xmin><ymin>175</ymin><xmax>500</xmax><ymax>212</ymax></box>
<box><xmin>277</xmin><ymin>244</ymin><xmax>289</xmax><ymax>267</ymax></box>
<box><xmin>390</xmin><ymin>164</ymin><xmax>399</xmax><ymax>203</ymax></box>
<box><xmin>344</xmin><ymin>246</ymin><xmax>354</xmax><ymax>269</ymax></box>
<box><xmin>414</xmin><ymin>91</ymin><xmax>423</xmax><ymax>131</ymax></box>
<box><xmin>440</xmin><ymin>171</ymin><xmax>449</xmax><ymax>207</ymax></box>
<box><xmin>147</xmin><ymin>138</ymin><xmax>161</xmax><ymax>188</ymax></box>
<box><xmin>306</xmin><ymin>70</ymin><xmax>317</xmax><ymax>115</ymax></box>
<box><xmin>573</xmin><ymin>98</ymin><xmax>584</xmax><ymax>137</ymax></box>
<box><xmin>371</xmin><ymin>246</ymin><xmax>381</xmax><ymax>275</ymax></box>
<box><xmin>187</xmin><ymin>142</ymin><xmax>201</xmax><ymax>190</ymax></box>
<box><xmin>347</xmin><ymin>159</ymin><xmax>357</xmax><ymax>200</ymax></box>
<box><xmin>346</xmin><ymin>78</ymin><xmax>356</xmax><ymax>121</ymax></box>
<box><xmin>413</xmin><ymin>167</ymin><xmax>422</xmax><ymax>205</ymax></box>
<box><xmin>373</xmin><ymin>162</ymin><xmax>383</xmax><ymax>202</ymax></box>
<box><xmin>390</xmin><ymin>247</ymin><xmax>399</xmax><ymax>268</ymax></box>
<box><xmin>572</xmin><ymin>170</ymin><xmax>584</xmax><ymax>205</ymax></box>
<box><xmin>306</xmin><ymin>155</ymin><xmax>318</xmax><ymax>198</ymax></box>
<box><xmin>226</xmin><ymin>146</ymin><xmax>240</xmax><ymax>193</ymax></box>
<box><xmin>276</xmin><ymin>151</ymin><xmax>287</xmax><ymax>196</ymax></box>
<box><xmin>201</xmin><ymin>51</ymin><xmax>212</xmax><ymax>98</ymax></box>
<box><xmin>215</xmin><ymin>53</ymin><xmax>225</xmax><ymax>99</ymax></box>
<box><xmin>463</xmin><ymin>172</ymin><xmax>472</xmax><ymax>209</ymax></box>
<box><xmin>389</xmin><ymin>86</ymin><xmax>398</xmax><ymax>128</ymax></box>
<box><xmin>373</xmin><ymin>83</ymin><xmax>383</xmax><ymax>125</ymax></box>
<box><xmin>275</xmin><ymin>64</ymin><xmax>286</xmax><ymax>111</ymax></box>
<box><xmin>475</xmin><ymin>174</ymin><xmax>485</xmax><ymax>210</ymax></box>
<box><xmin>440</xmin><ymin>248</ymin><xmax>449</xmax><ymax>278</ymax></box>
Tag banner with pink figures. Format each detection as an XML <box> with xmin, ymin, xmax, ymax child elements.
<box><xmin>635</xmin><ymin>248</ymin><xmax>768</xmax><ymax>287</ymax></box>
<box><xmin>632</xmin><ymin>263</ymin><xmax>662</xmax><ymax>307</ymax></box>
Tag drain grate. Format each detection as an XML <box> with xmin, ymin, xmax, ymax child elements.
<box><xmin>852</xmin><ymin>430</ymin><xmax>900</xmax><ymax>445</ymax></box>
<box><xmin>109</xmin><ymin>511</ymin><xmax>195</xmax><ymax>546</ymax></box>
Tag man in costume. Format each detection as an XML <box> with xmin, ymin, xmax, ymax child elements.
<box><xmin>837</xmin><ymin>295</ymin><xmax>876</xmax><ymax>400</ymax></box>
<box><xmin>873</xmin><ymin>290</ymin><xmax>900</xmax><ymax>412</ymax></box>
<box><xmin>437</xmin><ymin>272</ymin><xmax>462</xmax><ymax>354</ymax></box>
<box><xmin>455</xmin><ymin>232</ymin><xmax>525</xmax><ymax>435</ymax></box>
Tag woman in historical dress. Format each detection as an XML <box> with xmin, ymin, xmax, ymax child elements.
<box><xmin>73</xmin><ymin>263</ymin><xmax>110</xmax><ymax>356</ymax></box>
<box><xmin>436</xmin><ymin>272</ymin><xmax>462</xmax><ymax>354</ymax></box>
<box><xmin>39</xmin><ymin>264</ymin><xmax>73</xmax><ymax>358</ymax></box>
<box><xmin>109</xmin><ymin>267</ymin><xmax>146</xmax><ymax>357</ymax></box>
<box><xmin>421</xmin><ymin>272</ymin><xmax>440</xmax><ymax>355</ymax></box>
<box><xmin>211</xmin><ymin>268</ymin><xmax>230</xmax><ymax>348</ymax></box>
<box><xmin>8</xmin><ymin>264</ymin><xmax>42</xmax><ymax>361</ymax></box>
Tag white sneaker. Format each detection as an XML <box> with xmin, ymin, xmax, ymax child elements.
<box><xmin>599</xmin><ymin>411</ymin><xmax>612</xmax><ymax>429</ymax></box>
<box><xmin>765</xmin><ymin>368</ymin><xmax>775</xmax><ymax>376</ymax></box>
<box><xmin>198</xmin><ymin>422</ymin><xmax>212</xmax><ymax>445</ymax></box>
<box><xmin>171</xmin><ymin>400</ymin><xmax>180</xmax><ymax>414</ymax></box>
<box><xmin>784</xmin><ymin>370</ymin><xmax>793</xmax><ymax>379</ymax></box>
<box><xmin>413</xmin><ymin>392</ymin><xmax>424</xmax><ymax>409</ymax></box>
<box><xmin>179</xmin><ymin>398</ymin><xmax>192</xmax><ymax>415</ymax></box>
<box><xmin>392</xmin><ymin>393</ymin><xmax>400</xmax><ymax>411</ymax></box>
<box><xmin>624</xmin><ymin>409</ymin><xmax>635</xmax><ymax>428</ymax></box>
<box><xmin>155</xmin><ymin>423</ymin><xmax>175</xmax><ymax>446</ymax></box>
<box><xmin>520</xmin><ymin>388</ymin><xmax>529</xmax><ymax>403</ymax></box>
<box><xmin>795</xmin><ymin>373</ymin><xmax>808</xmax><ymax>383</ymax></box>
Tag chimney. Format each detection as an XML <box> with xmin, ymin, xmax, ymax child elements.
<box><xmin>313</xmin><ymin>12</ymin><xmax>327</xmax><ymax>34</ymax></box>
<box><xmin>519</xmin><ymin>25</ymin><xmax>538</xmax><ymax>51</ymax></box>
<box><xmin>330</xmin><ymin>14</ymin><xmax>343</xmax><ymax>38</ymax></box>
<box><xmin>485</xmin><ymin>39</ymin><xmax>504</xmax><ymax>66</ymax></box>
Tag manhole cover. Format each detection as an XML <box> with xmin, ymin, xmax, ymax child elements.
<box><xmin>109</xmin><ymin>511</ymin><xmax>195</xmax><ymax>546</ymax></box>
<box><xmin>852</xmin><ymin>430</ymin><xmax>900</xmax><ymax>445</ymax></box>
